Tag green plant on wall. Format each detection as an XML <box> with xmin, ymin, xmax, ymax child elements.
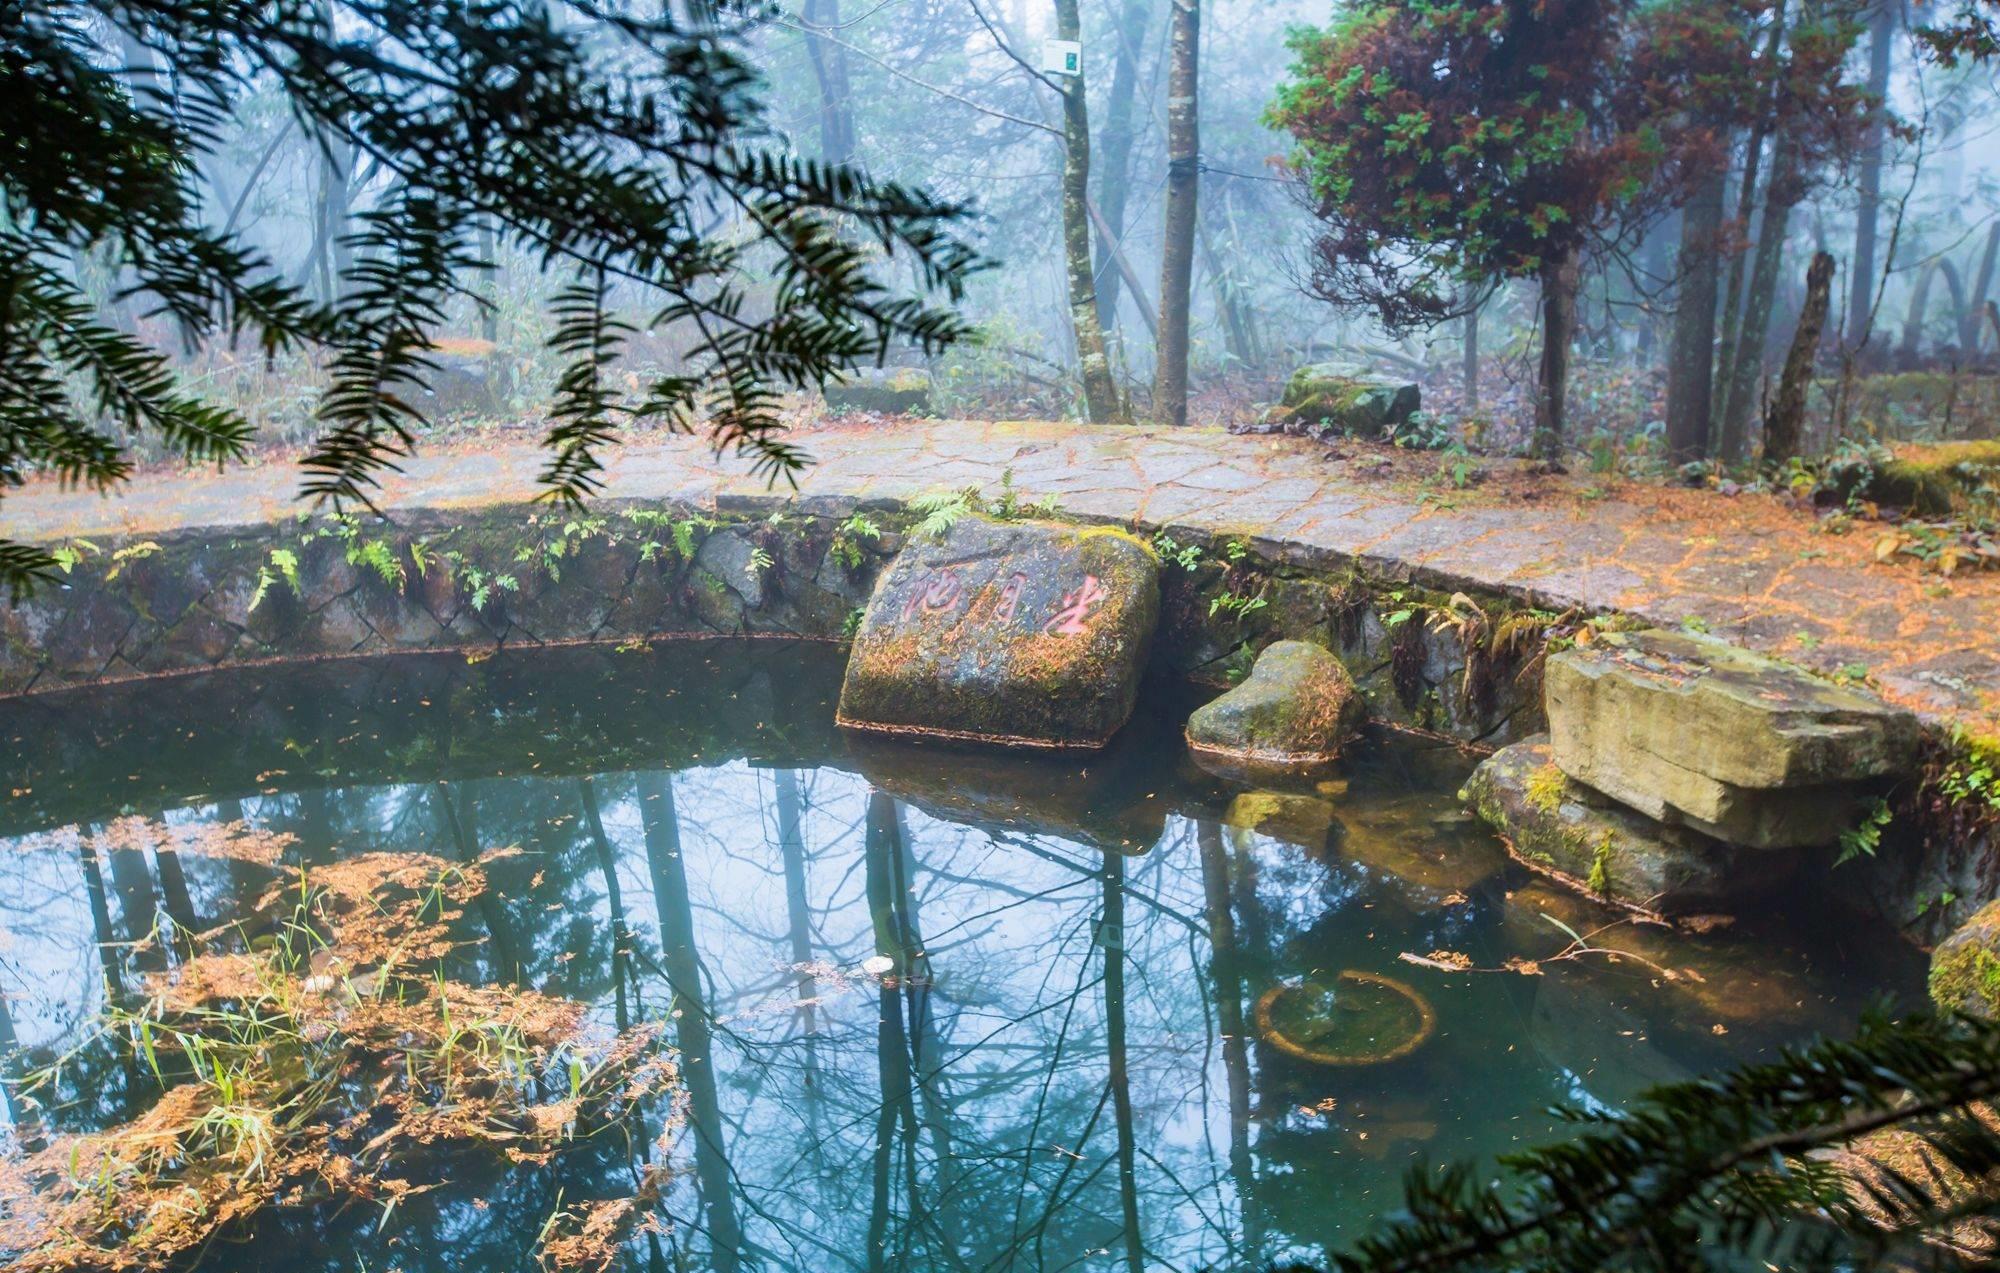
<box><xmin>47</xmin><ymin>539</ymin><xmax>101</xmax><ymax>575</ymax></box>
<box><xmin>831</xmin><ymin>513</ymin><xmax>883</xmax><ymax>570</ymax></box>
<box><xmin>1209</xmin><ymin>589</ymin><xmax>1268</xmax><ymax>622</ymax></box>
<box><xmin>1835</xmin><ymin>797</ymin><xmax>1894</xmax><ymax>866</ymax></box>
<box><xmin>1153</xmin><ymin>531</ymin><xmax>1204</xmax><ymax>571</ymax></box>
<box><xmin>910</xmin><ymin>487</ymin><xmax>978</xmax><ymax>539</ymax></box>
<box><xmin>247</xmin><ymin>548</ymin><xmax>302</xmax><ymax>613</ymax></box>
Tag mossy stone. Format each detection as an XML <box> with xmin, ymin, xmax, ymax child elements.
<box><xmin>1851</xmin><ymin>439</ymin><xmax>2000</xmax><ymax>516</ymax></box>
<box><xmin>1279</xmin><ymin>363</ymin><xmax>1420</xmax><ymax>438</ymax></box>
<box><xmin>1225</xmin><ymin>790</ymin><xmax>1338</xmax><ymax>848</ymax></box>
<box><xmin>1187</xmin><ymin>640</ymin><xmax>1364</xmax><ymax>769</ymax></box>
<box><xmin>1545</xmin><ymin>628</ymin><xmax>1920</xmax><ymax>849</ymax></box>
<box><xmin>1930</xmin><ymin>900</ymin><xmax>2000</xmax><ymax>1018</ymax></box>
<box><xmin>825</xmin><ymin>368</ymin><xmax>932</xmax><ymax>416</ymax></box>
<box><xmin>837</xmin><ymin>515</ymin><xmax>1159</xmax><ymax>750</ymax></box>
<box><xmin>1463</xmin><ymin>736</ymin><xmax>1791</xmax><ymax>916</ymax></box>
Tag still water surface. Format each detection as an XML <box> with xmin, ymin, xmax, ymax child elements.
<box><xmin>0</xmin><ymin>640</ymin><xmax>1924</xmax><ymax>1270</ymax></box>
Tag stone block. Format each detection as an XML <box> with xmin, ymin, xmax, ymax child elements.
<box><xmin>1276</xmin><ymin>363</ymin><xmax>1420</xmax><ymax>437</ymax></box>
<box><xmin>1187</xmin><ymin>640</ymin><xmax>1364</xmax><ymax>772</ymax></box>
<box><xmin>825</xmin><ymin>367</ymin><xmax>932</xmax><ymax>416</ymax></box>
<box><xmin>837</xmin><ymin>516</ymin><xmax>1158</xmax><ymax>749</ymax></box>
<box><xmin>1546</xmin><ymin>629</ymin><xmax>1919</xmax><ymax>848</ymax></box>
<box><xmin>1463</xmin><ymin>736</ymin><xmax>1790</xmax><ymax>915</ymax></box>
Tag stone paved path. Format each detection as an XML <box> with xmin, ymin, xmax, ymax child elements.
<box><xmin>5</xmin><ymin>417</ymin><xmax>1997</xmax><ymax>733</ymax></box>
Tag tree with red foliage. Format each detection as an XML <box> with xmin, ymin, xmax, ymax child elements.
<box><xmin>1270</xmin><ymin>0</ymin><xmax>1866</xmax><ymax>459</ymax></box>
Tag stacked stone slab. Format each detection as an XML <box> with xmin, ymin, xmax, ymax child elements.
<box><xmin>1467</xmin><ymin>628</ymin><xmax>1919</xmax><ymax>915</ymax></box>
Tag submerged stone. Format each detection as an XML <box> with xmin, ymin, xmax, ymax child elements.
<box><xmin>837</xmin><ymin>516</ymin><xmax>1159</xmax><ymax>749</ymax></box>
<box><xmin>1463</xmin><ymin>737</ymin><xmax>1790</xmax><ymax>915</ymax></box>
<box><xmin>1225</xmin><ymin>790</ymin><xmax>1338</xmax><ymax>848</ymax></box>
<box><xmin>1545</xmin><ymin>629</ymin><xmax>1919</xmax><ymax>848</ymax></box>
<box><xmin>824</xmin><ymin>367</ymin><xmax>932</xmax><ymax>415</ymax></box>
<box><xmin>1187</xmin><ymin>640</ymin><xmax>1365</xmax><ymax>773</ymax></box>
<box><xmin>1274</xmin><ymin>363</ymin><xmax>1420</xmax><ymax>437</ymax></box>
<box><xmin>1930</xmin><ymin>900</ymin><xmax>2000</xmax><ymax>1018</ymax></box>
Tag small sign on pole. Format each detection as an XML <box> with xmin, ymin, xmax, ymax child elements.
<box><xmin>1041</xmin><ymin>38</ymin><xmax>1081</xmax><ymax>77</ymax></box>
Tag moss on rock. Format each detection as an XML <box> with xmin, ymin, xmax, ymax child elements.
<box><xmin>1464</xmin><ymin>736</ymin><xmax>1793</xmax><ymax>916</ymax></box>
<box><xmin>1930</xmin><ymin>899</ymin><xmax>2000</xmax><ymax>1017</ymax></box>
<box><xmin>1186</xmin><ymin>639</ymin><xmax>1364</xmax><ymax>773</ymax></box>
<box><xmin>1277</xmin><ymin>363</ymin><xmax>1420</xmax><ymax>438</ymax></box>
<box><xmin>1872</xmin><ymin>439</ymin><xmax>2000</xmax><ymax>516</ymax></box>
<box><xmin>836</xmin><ymin>514</ymin><xmax>1159</xmax><ymax>749</ymax></box>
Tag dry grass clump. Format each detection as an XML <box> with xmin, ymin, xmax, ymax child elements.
<box><xmin>0</xmin><ymin>850</ymin><xmax>678</xmax><ymax>1273</ymax></box>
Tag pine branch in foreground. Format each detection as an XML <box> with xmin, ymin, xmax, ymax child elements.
<box><xmin>1294</xmin><ymin>1011</ymin><xmax>2000</xmax><ymax>1273</ymax></box>
<box><xmin>0</xmin><ymin>0</ymin><xmax>980</xmax><ymax>599</ymax></box>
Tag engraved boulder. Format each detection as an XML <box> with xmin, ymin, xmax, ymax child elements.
<box><xmin>837</xmin><ymin>516</ymin><xmax>1160</xmax><ymax>749</ymax></box>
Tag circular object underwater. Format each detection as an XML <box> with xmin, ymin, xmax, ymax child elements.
<box><xmin>1255</xmin><ymin>970</ymin><xmax>1438</xmax><ymax>1066</ymax></box>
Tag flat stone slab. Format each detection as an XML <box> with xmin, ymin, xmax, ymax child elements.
<box><xmin>1546</xmin><ymin>629</ymin><xmax>1921</xmax><ymax>848</ymax></box>
<box><xmin>1186</xmin><ymin>639</ymin><xmax>1363</xmax><ymax>772</ymax></box>
<box><xmin>1464</xmin><ymin>736</ymin><xmax>1791</xmax><ymax>915</ymax></box>
<box><xmin>836</xmin><ymin>516</ymin><xmax>1158</xmax><ymax>749</ymax></box>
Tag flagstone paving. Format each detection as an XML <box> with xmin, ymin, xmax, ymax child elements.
<box><xmin>5</xmin><ymin>415</ymin><xmax>1997</xmax><ymax>735</ymax></box>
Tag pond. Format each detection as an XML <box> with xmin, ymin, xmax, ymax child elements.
<box><xmin>0</xmin><ymin>640</ymin><xmax>1926</xmax><ymax>1271</ymax></box>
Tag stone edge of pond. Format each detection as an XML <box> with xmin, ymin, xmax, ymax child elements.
<box><xmin>3</xmin><ymin>485</ymin><xmax>1993</xmax><ymax>945</ymax></box>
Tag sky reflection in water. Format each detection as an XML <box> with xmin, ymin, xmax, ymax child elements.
<box><xmin>0</xmin><ymin>640</ymin><xmax>1924</xmax><ymax>1271</ymax></box>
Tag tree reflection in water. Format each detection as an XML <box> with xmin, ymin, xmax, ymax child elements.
<box><xmin>0</xmin><ymin>641</ymin><xmax>1924</xmax><ymax>1272</ymax></box>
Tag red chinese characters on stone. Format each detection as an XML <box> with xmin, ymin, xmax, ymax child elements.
<box><xmin>901</xmin><ymin>570</ymin><xmax>964</xmax><ymax>622</ymax></box>
<box><xmin>990</xmin><ymin>572</ymin><xmax>1028</xmax><ymax>625</ymax></box>
<box><xmin>1042</xmin><ymin>574</ymin><xmax>1108</xmax><ymax>635</ymax></box>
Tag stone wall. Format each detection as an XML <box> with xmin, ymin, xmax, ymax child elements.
<box><xmin>1</xmin><ymin>497</ymin><xmax>1554</xmax><ymax>747</ymax></box>
<box><xmin>0</xmin><ymin>500</ymin><xmax>903</xmax><ymax>696</ymax></box>
<box><xmin>11</xmin><ymin>493</ymin><xmax>2000</xmax><ymax>941</ymax></box>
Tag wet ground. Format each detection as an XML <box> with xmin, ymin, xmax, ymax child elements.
<box><xmin>0</xmin><ymin>640</ymin><xmax>1926</xmax><ymax>1271</ymax></box>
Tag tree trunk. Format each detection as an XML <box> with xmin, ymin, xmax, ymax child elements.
<box><xmin>774</xmin><ymin>770</ymin><xmax>816</xmax><ymax>1043</ymax></box>
<box><xmin>1764</xmin><ymin>250</ymin><xmax>1834</xmax><ymax>464</ymax></box>
<box><xmin>1199</xmin><ymin>821</ymin><xmax>1262</xmax><ymax>1262</ymax></box>
<box><xmin>1938</xmin><ymin>259</ymin><xmax>1967</xmax><ymax>355</ymax></box>
<box><xmin>1152</xmin><ymin>0</ymin><xmax>1200</xmax><ymax>425</ymax></box>
<box><xmin>801</xmin><ymin>0</ymin><xmax>856</xmax><ymax>163</ymax></box>
<box><xmin>1716</xmin><ymin>7</ymin><xmax>1788</xmax><ymax>418</ymax></box>
<box><xmin>1056</xmin><ymin>0</ymin><xmax>1121</xmax><ymax>422</ymax></box>
<box><xmin>863</xmin><ymin>792</ymin><xmax>918</xmax><ymax>1273</ymax></box>
<box><xmin>1198</xmin><ymin>218</ymin><xmax>1255</xmax><ymax>368</ymax></box>
<box><xmin>1845</xmin><ymin>0</ymin><xmax>1897</xmax><ymax>352</ymax></box>
<box><xmin>577</xmin><ymin>778</ymin><xmax>632</xmax><ymax>1029</ymax></box>
<box><xmin>78</xmin><ymin>831</ymin><xmax>123</xmax><ymax>997</ymax></box>
<box><xmin>1104</xmin><ymin>851</ymin><xmax>1144</xmax><ymax>1273</ymax></box>
<box><xmin>639</xmin><ymin>773</ymin><xmax>745</xmax><ymax>1273</ymax></box>
<box><xmin>436</xmin><ymin>781</ymin><xmax>522</xmax><ymax>985</ymax></box>
<box><xmin>1899</xmin><ymin>261</ymin><xmax>1938</xmax><ymax>364</ymax></box>
<box><xmin>1094</xmin><ymin>0</ymin><xmax>1153</xmax><ymax>336</ymax></box>
<box><xmin>1962</xmin><ymin>222</ymin><xmax>2000</xmax><ymax>355</ymax></box>
<box><xmin>1666</xmin><ymin>171</ymin><xmax>1725</xmax><ymax>460</ymax></box>
<box><xmin>1719</xmin><ymin>133</ymin><xmax>1801</xmax><ymax>462</ymax></box>
<box><xmin>1462</xmin><ymin>300</ymin><xmax>1481</xmax><ymax>411</ymax></box>
<box><xmin>1535</xmin><ymin>247</ymin><xmax>1581</xmax><ymax>460</ymax></box>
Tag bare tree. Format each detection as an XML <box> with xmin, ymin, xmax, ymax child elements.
<box><xmin>1153</xmin><ymin>0</ymin><xmax>1199</xmax><ymax>425</ymax></box>
<box><xmin>1055</xmin><ymin>0</ymin><xmax>1123</xmax><ymax>420</ymax></box>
